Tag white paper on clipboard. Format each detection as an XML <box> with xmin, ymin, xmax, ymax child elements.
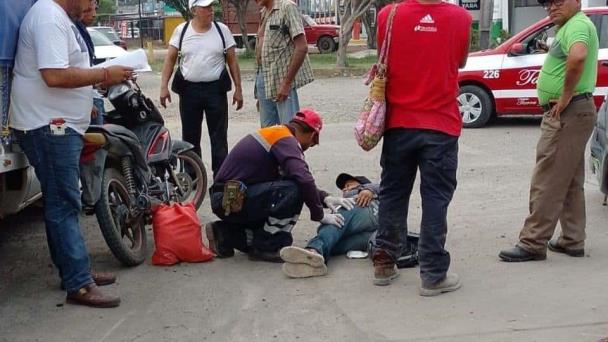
<box><xmin>93</xmin><ymin>49</ymin><xmax>152</xmax><ymax>72</ymax></box>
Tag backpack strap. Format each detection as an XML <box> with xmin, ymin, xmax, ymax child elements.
<box><xmin>176</xmin><ymin>21</ymin><xmax>190</xmax><ymax>69</ymax></box>
<box><xmin>212</xmin><ymin>21</ymin><xmax>227</xmax><ymax>61</ymax></box>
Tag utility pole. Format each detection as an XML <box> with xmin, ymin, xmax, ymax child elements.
<box><xmin>138</xmin><ymin>0</ymin><xmax>143</xmax><ymax>48</ymax></box>
<box><xmin>478</xmin><ymin>0</ymin><xmax>494</xmax><ymax>50</ymax></box>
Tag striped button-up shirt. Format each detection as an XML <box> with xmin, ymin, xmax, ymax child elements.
<box><xmin>256</xmin><ymin>0</ymin><xmax>314</xmax><ymax>99</ymax></box>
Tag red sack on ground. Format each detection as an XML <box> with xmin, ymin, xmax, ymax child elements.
<box><xmin>151</xmin><ymin>203</ymin><xmax>214</xmax><ymax>266</ymax></box>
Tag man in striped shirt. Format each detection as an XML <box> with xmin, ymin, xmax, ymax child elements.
<box><xmin>254</xmin><ymin>0</ymin><xmax>314</xmax><ymax>127</ymax></box>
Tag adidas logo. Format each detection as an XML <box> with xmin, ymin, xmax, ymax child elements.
<box><xmin>420</xmin><ymin>14</ymin><xmax>434</xmax><ymax>24</ymax></box>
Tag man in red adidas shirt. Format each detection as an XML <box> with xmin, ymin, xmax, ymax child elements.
<box><xmin>371</xmin><ymin>0</ymin><xmax>471</xmax><ymax>296</ymax></box>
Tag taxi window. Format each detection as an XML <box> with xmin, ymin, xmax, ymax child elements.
<box><xmin>520</xmin><ymin>24</ymin><xmax>556</xmax><ymax>55</ymax></box>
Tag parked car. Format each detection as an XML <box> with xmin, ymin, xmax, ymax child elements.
<box><xmin>302</xmin><ymin>14</ymin><xmax>340</xmax><ymax>53</ymax></box>
<box><xmin>87</xmin><ymin>28</ymin><xmax>128</xmax><ymax>65</ymax></box>
<box><xmin>458</xmin><ymin>7</ymin><xmax>608</xmax><ymax>128</ymax></box>
<box><xmin>122</xmin><ymin>27</ymin><xmax>140</xmax><ymax>39</ymax></box>
<box><xmin>89</xmin><ymin>25</ymin><xmax>127</xmax><ymax>50</ymax></box>
<box><xmin>220</xmin><ymin>0</ymin><xmax>339</xmax><ymax>53</ymax></box>
<box><xmin>590</xmin><ymin>61</ymin><xmax>608</xmax><ymax>204</ymax></box>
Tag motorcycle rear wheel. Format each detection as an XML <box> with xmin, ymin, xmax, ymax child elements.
<box><xmin>170</xmin><ymin>150</ymin><xmax>207</xmax><ymax>210</ymax></box>
<box><xmin>95</xmin><ymin>167</ymin><xmax>147</xmax><ymax>267</ymax></box>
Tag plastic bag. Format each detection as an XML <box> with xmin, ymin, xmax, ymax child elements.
<box><xmin>151</xmin><ymin>203</ymin><xmax>214</xmax><ymax>266</ymax></box>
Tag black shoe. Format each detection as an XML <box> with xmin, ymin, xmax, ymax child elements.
<box><xmin>499</xmin><ymin>246</ymin><xmax>546</xmax><ymax>262</ymax></box>
<box><xmin>205</xmin><ymin>222</ymin><xmax>234</xmax><ymax>258</ymax></box>
<box><xmin>248</xmin><ymin>249</ymin><xmax>284</xmax><ymax>263</ymax></box>
<box><xmin>548</xmin><ymin>240</ymin><xmax>585</xmax><ymax>257</ymax></box>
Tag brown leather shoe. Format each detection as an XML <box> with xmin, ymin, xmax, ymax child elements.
<box><xmin>372</xmin><ymin>249</ymin><xmax>398</xmax><ymax>286</ymax></box>
<box><xmin>60</xmin><ymin>271</ymin><xmax>116</xmax><ymax>290</ymax></box>
<box><xmin>91</xmin><ymin>271</ymin><xmax>117</xmax><ymax>286</ymax></box>
<box><xmin>66</xmin><ymin>284</ymin><xmax>121</xmax><ymax>308</ymax></box>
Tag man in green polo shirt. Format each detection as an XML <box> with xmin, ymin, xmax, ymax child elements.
<box><xmin>500</xmin><ymin>0</ymin><xmax>599</xmax><ymax>262</ymax></box>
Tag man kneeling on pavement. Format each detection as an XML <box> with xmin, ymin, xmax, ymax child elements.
<box><xmin>206</xmin><ymin>109</ymin><xmax>350</xmax><ymax>262</ymax></box>
<box><xmin>280</xmin><ymin>173</ymin><xmax>419</xmax><ymax>278</ymax></box>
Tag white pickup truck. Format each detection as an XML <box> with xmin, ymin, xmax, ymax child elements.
<box><xmin>0</xmin><ymin>0</ymin><xmax>41</xmax><ymax>218</ymax></box>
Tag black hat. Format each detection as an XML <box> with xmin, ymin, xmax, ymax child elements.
<box><xmin>335</xmin><ymin>173</ymin><xmax>371</xmax><ymax>189</ymax></box>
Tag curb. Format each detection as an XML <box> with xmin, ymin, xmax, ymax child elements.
<box><xmin>240</xmin><ymin>67</ymin><xmax>369</xmax><ymax>78</ymax></box>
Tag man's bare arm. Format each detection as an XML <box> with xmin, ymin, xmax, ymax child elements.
<box><xmin>550</xmin><ymin>42</ymin><xmax>588</xmax><ymax>119</ymax></box>
<box><xmin>275</xmin><ymin>33</ymin><xmax>308</xmax><ymax>101</ymax></box>
<box><xmin>40</xmin><ymin>65</ymin><xmax>133</xmax><ymax>89</ymax></box>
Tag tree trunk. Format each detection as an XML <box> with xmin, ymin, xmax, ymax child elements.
<box><xmin>336</xmin><ymin>0</ymin><xmax>372</xmax><ymax>68</ymax></box>
<box><xmin>361</xmin><ymin>11</ymin><xmax>375</xmax><ymax>49</ymax></box>
<box><xmin>235</xmin><ymin>0</ymin><xmax>253</xmax><ymax>52</ymax></box>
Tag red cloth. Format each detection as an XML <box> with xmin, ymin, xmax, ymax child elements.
<box><xmin>377</xmin><ymin>0</ymin><xmax>471</xmax><ymax>137</ymax></box>
<box><xmin>151</xmin><ymin>203</ymin><xmax>214</xmax><ymax>266</ymax></box>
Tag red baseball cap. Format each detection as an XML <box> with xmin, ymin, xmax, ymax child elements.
<box><xmin>292</xmin><ymin>108</ymin><xmax>323</xmax><ymax>144</ymax></box>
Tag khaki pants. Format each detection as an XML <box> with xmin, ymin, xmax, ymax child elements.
<box><xmin>518</xmin><ymin>97</ymin><xmax>597</xmax><ymax>253</ymax></box>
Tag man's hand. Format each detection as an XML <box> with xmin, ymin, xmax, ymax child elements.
<box><xmin>160</xmin><ymin>86</ymin><xmax>171</xmax><ymax>109</ymax></box>
<box><xmin>356</xmin><ymin>189</ymin><xmax>374</xmax><ymax>207</ymax></box>
<box><xmin>91</xmin><ymin>106</ymin><xmax>98</xmax><ymax>119</ymax></box>
<box><xmin>324</xmin><ymin>196</ymin><xmax>356</xmax><ymax>212</ymax></box>
<box><xmin>549</xmin><ymin>94</ymin><xmax>572</xmax><ymax>120</ymax></box>
<box><xmin>320</xmin><ymin>213</ymin><xmax>345</xmax><ymax>228</ymax></box>
<box><xmin>104</xmin><ymin>65</ymin><xmax>134</xmax><ymax>86</ymax></box>
<box><xmin>233</xmin><ymin>86</ymin><xmax>243</xmax><ymax>110</ymax></box>
<box><xmin>275</xmin><ymin>82</ymin><xmax>291</xmax><ymax>102</ymax></box>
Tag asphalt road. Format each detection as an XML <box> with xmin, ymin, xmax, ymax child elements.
<box><xmin>1</xmin><ymin>74</ymin><xmax>607</xmax><ymax>342</ymax></box>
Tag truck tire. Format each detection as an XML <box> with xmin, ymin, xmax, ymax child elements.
<box><xmin>317</xmin><ymin>36</ymin><xmax>336</xmax><ymax>54</ymax></box>
<box><xmin>458</xmin><ymin>85</ymin><xmax>494</xmax><ymax>128</ymax></box>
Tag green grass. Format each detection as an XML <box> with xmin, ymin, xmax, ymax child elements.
<box><xmin>149</xmin><ymin>52</ymin><xmax>376</xmax><ymax>73</ymax></box>
<box><xmin>236</xmin><ymin>52</ymin><xmax>376</xmax><ymax>70</ymax></box>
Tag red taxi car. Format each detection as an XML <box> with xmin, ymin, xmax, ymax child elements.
<box><xmin>458</xmin><ymin>7</ymin><xmax>608</xmax><ymax>128</ymax></box>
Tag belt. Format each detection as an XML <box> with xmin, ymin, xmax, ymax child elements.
<box><xmin>211</xmin><ymin>183</ymin><xmax>224</xmax><ymax>193</ymax></box>
<box><xmin>541</xmin><ymin>93</ymin><xmax>593</xmax><ymax>112</ymax></box>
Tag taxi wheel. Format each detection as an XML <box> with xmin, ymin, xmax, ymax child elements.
<box><xmin>459</xmin><ymin>85</ymin><xmax>494</xmax><ymax>128</ymax></box>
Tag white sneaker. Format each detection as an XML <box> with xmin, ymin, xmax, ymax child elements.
<box><xmin>279</xmin><ymin>246</ymin><xmax>325</xmax><ymax>267</ymax></box>
<box><xmin>282</xmin><ymin>262</ymin><xmax>328</xmax><ymax>278</ymax></box>
<box><xmin>419</xmin><ymin>273</ymin><xmax>461</xmax><ymax>297</ymax></box>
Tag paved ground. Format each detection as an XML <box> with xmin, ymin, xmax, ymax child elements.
<box><xmin>1</xmin><ymin>74</ymin><xmax>607</xmax><ymax>342</ymax></box>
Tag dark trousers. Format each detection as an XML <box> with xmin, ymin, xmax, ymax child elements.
<box><xmin>179</xmin><ymin>81</ymin><xmax>228</xmax><ymax>176</ymax></box>
<box><xmin>375</xmin><ymin>128</ymin><xmax>458</xmax><ymax>286</ymax></box>
<box><xmin>211</xmin><ymin>180</ymin><xmax>304</xmax><ymax>252</ymax></box>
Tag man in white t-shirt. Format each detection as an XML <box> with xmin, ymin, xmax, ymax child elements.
<box><xmin>10</xmin><ymin>0</ymin><xmax>133</xmax><ymax>308</ymax></box>
<box><xmin>160</xmin><ymin>0</ymin><xmax>243</xmax><ymax>177</ymax></box>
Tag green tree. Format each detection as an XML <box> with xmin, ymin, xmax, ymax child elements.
<box><xmin>164</xmin><ymin>0</ymin><xmax>191</xmax><ymax>20</ymax></box>
<box><xmin>97</xmin><ymin>0</ymin><xmax>116</xmax><ymax>16</ymax></box>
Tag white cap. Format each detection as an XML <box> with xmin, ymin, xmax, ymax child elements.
<box><xmin>189</xmin><ymin>0</ymin><xmax>215</xmax><ymax>8</ymax></box>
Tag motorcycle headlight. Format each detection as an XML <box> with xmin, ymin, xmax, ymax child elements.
<box><xmin>108</xmin><ymin>83</ymin><xmax>131</xmax><ymax>101</ymax></box>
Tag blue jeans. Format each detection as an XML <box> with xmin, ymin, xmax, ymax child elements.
<box><xmin>307</xmin><ymin>203</ymin><xmax>378</xmax><ymax>264</ymax></box>
<box><xmin>13</xmin><ymin>126</ymin><xmax>93</xmax><ymax>292</ymax></box>
<box><xmin>90</xmin><ymin>97</ymin><xmax>105</xmax><ymax>126</ymax></box>
<box><xmin>375</xmin><ymin>128</ymin><xmax>458</xmax><ymax>286</ymax></box>
<box><xmin>255</xmin><ymin>72</ymin><xmax>300</xmax><ymax>127</ymax></box>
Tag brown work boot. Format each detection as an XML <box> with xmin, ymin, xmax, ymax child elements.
<box><xmin>60</xmin><ymin>271</ymin><xmax>116</xmax><ymax>290</ymax></box>
<box><xmin>91</xmin><ymin>271</ymin><xmax>117</xmax><ymax>286</ymax></box>
<box><xmin>66</xmin><ymin>284</ymin><xmax>121</xmax><ymax>308</ymax></box>
<box><xmin>372</xmin><ymin>249</ymin><xmax>398</xmax><ymax>286</ymax></box>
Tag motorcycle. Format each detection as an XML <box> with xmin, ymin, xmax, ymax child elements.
<box><xmin>82</xmin><ymin>79</ymin><xmax>207</xmax><ymax>266</ymax></box>
<box><xmin>589</xmin><ymin>61</ymin><xmax>608</xmax><ymax>206</ymax></box>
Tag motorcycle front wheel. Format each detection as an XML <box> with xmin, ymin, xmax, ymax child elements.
<box><xmin>169</xmin><ymin>150</ymin><xmax>207</xmax><ymax>210</ymax></box>
<box><xmin>95</xmin><ymin>167</ymin><xmax>147</xmax><ymax>267</ymax></box>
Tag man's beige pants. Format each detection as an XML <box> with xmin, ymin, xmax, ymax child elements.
<box><xmin>518</xmin><ymin>97</ymin><xmax>597</xmax><ymax>253</ymax></box>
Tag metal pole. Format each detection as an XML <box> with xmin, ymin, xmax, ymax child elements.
<box><xmin>138</xmin><ymin>0</ymin><xmax>143</xmax><ymax>48</ymax></box>
<box><xmin>479</xmin><ymin>0</ymin><xmax>494</xmax><ymax>50</ymax></box>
